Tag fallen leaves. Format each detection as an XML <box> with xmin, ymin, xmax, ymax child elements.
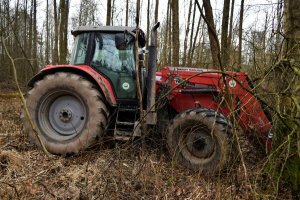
<box><xmin>0</xmin><ymin>95</ymin><xmax>296</xmax><ymax>199</ymax></box>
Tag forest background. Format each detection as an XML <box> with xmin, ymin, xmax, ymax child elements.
<box><xmin>0</xmin><ymin>0</ymin><xmax>299</xmax><ymax>199</ymax></box>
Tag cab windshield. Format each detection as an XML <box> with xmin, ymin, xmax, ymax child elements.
<box><xmin>70</xmin><ymin>33</ymin><xmax>89</xmax><ymax>64</ymax></box>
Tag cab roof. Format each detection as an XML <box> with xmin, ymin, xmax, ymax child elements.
<box><xmin>71</xmin><ymin>26</ymin><xmax>137</xmax><ymax>36</ymax></box>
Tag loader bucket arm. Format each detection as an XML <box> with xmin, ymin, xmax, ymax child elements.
<box><xmin>224</xmin><ymin>74</ymin><xmax>273</xmax><ymax>149</ymax></box>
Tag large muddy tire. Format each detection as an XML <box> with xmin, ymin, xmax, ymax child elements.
<box><xmin>167</xmin><ymin>108</ymin><xmax>232</xmax><ymax>174</ymax></box>
<box><xmin>24</xmin><ymin>72</ymin><xmax>108</xmax><ymax>154</ymax></box>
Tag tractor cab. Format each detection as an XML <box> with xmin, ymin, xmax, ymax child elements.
<box><xmin>70</xmin><ymin>26</ymin><xmax>146</xmax><ymax>101</ymax></box>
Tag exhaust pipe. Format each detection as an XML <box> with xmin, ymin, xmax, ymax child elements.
<box><xmin>146</xmin><ymin>22</ymin><xmax>160</xmax><ymax>125</ymax></box>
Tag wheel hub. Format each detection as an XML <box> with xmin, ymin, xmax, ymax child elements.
<box><xmin>192</xmin><ymin>137</ymin><xmax>206</xmax><ymax>151</ymax></box>
<box><xmin>186</xmin><ymin>130</ymin><xmax>215</xmax><ymax>158</ymax></box>
<box><xmin>59</xmin><ymin>108</ymin><xmax>72</xmax><ymax>122</ymax></box>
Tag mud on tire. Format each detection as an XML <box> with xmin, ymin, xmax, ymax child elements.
<box><xmin>167</xmin><ymin>108</ymin><xmax>232</xmax><ymax>174</ymax></box>
<box><xmin>24</xmin><ymin>72</ymin><xmax>108</xmax><ymax>154</ymax></box>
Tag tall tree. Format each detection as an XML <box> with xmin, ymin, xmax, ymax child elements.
<box><xmin>220</xmin><ymin>0</ymin><xmax>230</xmax><ymax>68</ymax></box>
<box><xmin>161</xmin><ymin>1</ymin><xmax>171</xmax><ymax>65</ymax></box>
<box><xmin>190</xmin><ymin>14</ymin><xmax>202</xmax><ymax>67</ymax></box>
<box><xmin>45</xmin><ymin>0</ymin><xmax>49</xmax><ymax>64</ymax></box>
<box><xmin>171</xmin><ymin>0</ymin><xmax>179</xmax><ymax>66</ymax></box>
<box><xmin>59</xmin><ymin>0</ymin><xmax>69</xmax><ymax>64</ymax></box>
<box><xmin>111</xmin><ymin>0</ymin><xmax>115</xmax><ymax>25</ymax></box>
<box><xmin>106</xmin><ymin>0</ymin><xmax>112</xmax><ymax>25</ymax></box>
<box><xmin>167</xmin><ymin>0</ymin><xmax>172</xmax><ymax>64</ymax></box>
<box><xmin>33</xmin><ymin>0</ymin><xmax>37</xmax><ymax>71</ymax></box>
<box><xmin>198</xmin><ymin>0</ymin><xmax>220</xmax><ymax>68</ymax></box>
<box><xmin>146</xmin><ymin>0</ymin><xmax>150</xmax><ymax>48</ymax></box>
<box><xmin>182</xmin><ymin>1</ymin><xmax>193</xmax><ymax>66</ymax></box>
<box><xmin>78</xmin><ymin>0</ymin><xmax>98</xmax><ymax>26</ymax></box>
<box><xmin>53</xmin><ymin>0</ymin><xmax>59</xmax><ymax>64</ymax></box>
<box><xmin>187</xmin><ymin>2</ymin><xmax>197</xmax><ymax>66</ymax></box>
<box><xmin>125</xmin><ymin>0</ymin><xmax>129</xmax><ymax>26</ymax></box>
<box><xmin>238</xmin><ymin>0</ymin><xmax>244</xmax><ymax>69</ymax></box>
<box><xmin>28</xmin><ymin>0</ymin><xmax>33</xmax><ymax>63</ymax></box>
<box><xmin>275</xmin><ymin>0</ymin><xmax>283</xmax><ymax>57</ymax></box>
<box><xmin>283</xmin><ymin>0</ymin><xmax>300</xmax><ymax>61</ymax></box>
<box><xmin>227</xmin><ymin>0</ymin><xmax>235</xmax><ymax>68</ymax></box>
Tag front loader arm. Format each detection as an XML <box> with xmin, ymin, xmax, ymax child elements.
<box><xmin>227</xmin><ymin>75</ymin><xmax>272</xmax><ymax>149</ymax></box>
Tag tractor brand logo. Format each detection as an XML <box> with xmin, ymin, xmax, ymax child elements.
<box><xmin>228</xmin><ymin>80</ymin><xmax>237</xmax><ymax>88</ymax></box>
<box><xmin>122</xmin><ymin>82</ymin><xmax>130</xmax><ymax>90</ymax></box>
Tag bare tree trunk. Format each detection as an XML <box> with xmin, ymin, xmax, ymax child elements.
<box><xmin>199</xmin><ymin>34</ymin><xmax>205</xmax><ymax>65</ymax></box>
<box><xmin>237</xmin><ymin>0</ymin><xmax>244</xmax><ymax>70</ymax></box>
<box><xmin>190</xmin><ymin>16</ymin><xmax>202</xmax><ymax>67</ymax></box>
<box><xmin>28</xmin><ymin>0</ymin><xmax>33</xmax><ymax>63</ymax></box>
<box><xmin>45</xmin><ymin>0</ymin><xmax>49</xmax><ymax>64</ymax></box>
<box><xmin>23</xmin><ymin>0</ymin><xmax>28</xmax><ymax>54</ymax></box>
<box><xmin>111</xmin><ymin>0</ymin><xmax>115</xmax><ymax>25</ymax></box>
<box><xmin>53</xmin><ymin>0</ymin><xmax>59</xmax><ymax>64</ymax></box>
<box><xmin>161</xmin><ymin>1</ymin><xmax>170</xmax><ymax>65</ymax></box>
<box><xmin>33</xmin><ymin>0</ymin><xmax>38</xmax><ymax>72</ymax></box>
<box><xmin>171</xmin><ymin>0</ymin><xmax>179</xmax><ymax>66</ymax></box>
<box><xmin>187</xmin><ymin>2</ymin><xmax>197</xmax><ymax>66</ymax></box>
<box><xmin>24</xmin><ymin>0</ymin><xmax>29</xmax><ymax>81</ymax></box>
<box><xmin>200</xmin><ymin>0</ymin><xmax>220</xmax><ymax>68</ymax></box>
<box><xmin>64</xmin><ymin>0</ymin><xmax>69</xmax><ymax>62</ymax></box>
<box><xmin>263</xmin><ymin>13</ymin><xmax>268</xmax><ymax>67</ymax></box>
<box><xmin>221</xmin><ymin>0</ymin><xmax>230</xmax><ymax>68</ymax></box>
<box><xmin>14</xmin><ymin>0</ymin><xmax>19</xmax><ymax>50</ymax></box>
<box><xmin>227</xmin><ymin>0</ymin><xmax>235</xmax><ymax>68</ymax></box>
<box><xmin>182</xmin><ymin>1</ymin><xmax>193</xmax><ymax>66</ymax></box>
<box><xmin>106</xmin><ymin>0</ymin><xmax>112</xmax><ymax>26</ymax></box>
<box><xmin>79</xmin><ymin>2</ymin><xmax>82</xmax><ymax>25</ymax></box>
<box><xmin>167</xmin><ymin>1</ymin><xmax>172</xmax><ymax>64</ymax></box>
<box><xmin>283</xmin><ymin>0</ymin><xmax>300</xmax><ymax>61</ymax></box>
<box><xmin>275</xmin><ymin>0</ymin><xmax>283</xmax><ymax>58</ymax></box>
<box><xmin>59</xmin><ymin>0</ymin><xmax>69</xmax><ymax>64</ymax></box>
<box><xmin>125</xmin><ymin>0</ymin><xmax>129</xmax><ymax>26</ymax></box>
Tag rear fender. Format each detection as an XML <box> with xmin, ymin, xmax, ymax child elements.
<box><xmin>28</xmin><ymin>65</ymin><xmax>117</xmax><ymax>106</ymax></box>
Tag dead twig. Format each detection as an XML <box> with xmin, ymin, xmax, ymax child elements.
<box><xmin>1</xmin><ymin>36</ymin><xmax>51</xmax><ymax>158</ymax></box>
<box><xmin>0</xmin><ymin>181</ymin><xmax>20</xmax><ymax>200</ymax></box>
<box><xmin>38</xmin><ymin>181</ymin><xmax>57</xmax><ymax>198</ymax></box>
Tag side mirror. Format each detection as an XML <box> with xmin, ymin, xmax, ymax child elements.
<box><xmin>124</xmin><ymin>29</ymin><xmax>146</xmax><ymax>48</ymax></box>
<box><xmin>115</xmin><ymin>33</ymin><xmax>127</xmax><ymax>50</ymax></box>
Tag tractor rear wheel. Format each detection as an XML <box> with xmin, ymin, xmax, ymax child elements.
<box><xmin>167</xmin><ymin>108</ymin><xmax>232</xmax><ymax>174</ymax></box>
<box><xmin>24</xmin><ymin>72</ymin><xmax>108</xmax><ymax>154</ymax></box>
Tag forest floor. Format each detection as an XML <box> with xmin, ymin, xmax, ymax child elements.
<box><xmin>0</xmin><ymin>93</ymin><xmax>296</xmax><ymax>199</ymax></box>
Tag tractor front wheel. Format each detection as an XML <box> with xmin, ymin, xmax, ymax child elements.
<box><xmin>24</xmin><ymin>72</ymin><xmax>108</xmax><ymax>154</ymax></box>
<box><xmin>167</xmin><ymin>108</ymin><xmax>232</xmax><ymax>174</ymax></box>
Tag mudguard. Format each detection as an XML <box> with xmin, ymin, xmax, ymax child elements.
<box><xmin>28</xmin><ymin>64</ymin><xmax>117</xmax><ymax>106</ymax></box>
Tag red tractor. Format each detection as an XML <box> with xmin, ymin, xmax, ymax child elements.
<box><xmin>24</xmin><ymin>23</ymin><xmax>272</xmax><ymax>173</ymax></box>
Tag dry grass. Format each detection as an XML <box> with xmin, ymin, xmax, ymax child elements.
<box><xmin>0</xmin><ymin>95</ymin><xmax>295</xmax><ymax>199</ymax></box>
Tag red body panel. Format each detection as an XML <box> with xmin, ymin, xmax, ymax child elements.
<box><xmin>156</xmin><ymin>66</ymin><xmax>272</xmax><ymax>139</ymax></box>
<box><xmin>39</xmin><ymin>65</ymin><xmax>117</xmax><ymax>105</ymax></box>
<box><xmin>32</xmin><ymin>64</ymin><xmax>271</xmax><ymax>146</ymax></box>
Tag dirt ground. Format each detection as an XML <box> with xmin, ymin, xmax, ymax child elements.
<box><xmin>0</xmin><ymin>94</ymin><xmax>295</xmax><ymax>199</ymax></box>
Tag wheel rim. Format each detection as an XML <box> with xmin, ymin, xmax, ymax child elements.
<box><xmin>179</xmin><ymin>122</ymin><xmax>216</xmax><ymax>159</ymax></box>
<box><xmin>38</xmin><ymin>90</ymin><xmax>87</xmax><ymax>141</ymax></box>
